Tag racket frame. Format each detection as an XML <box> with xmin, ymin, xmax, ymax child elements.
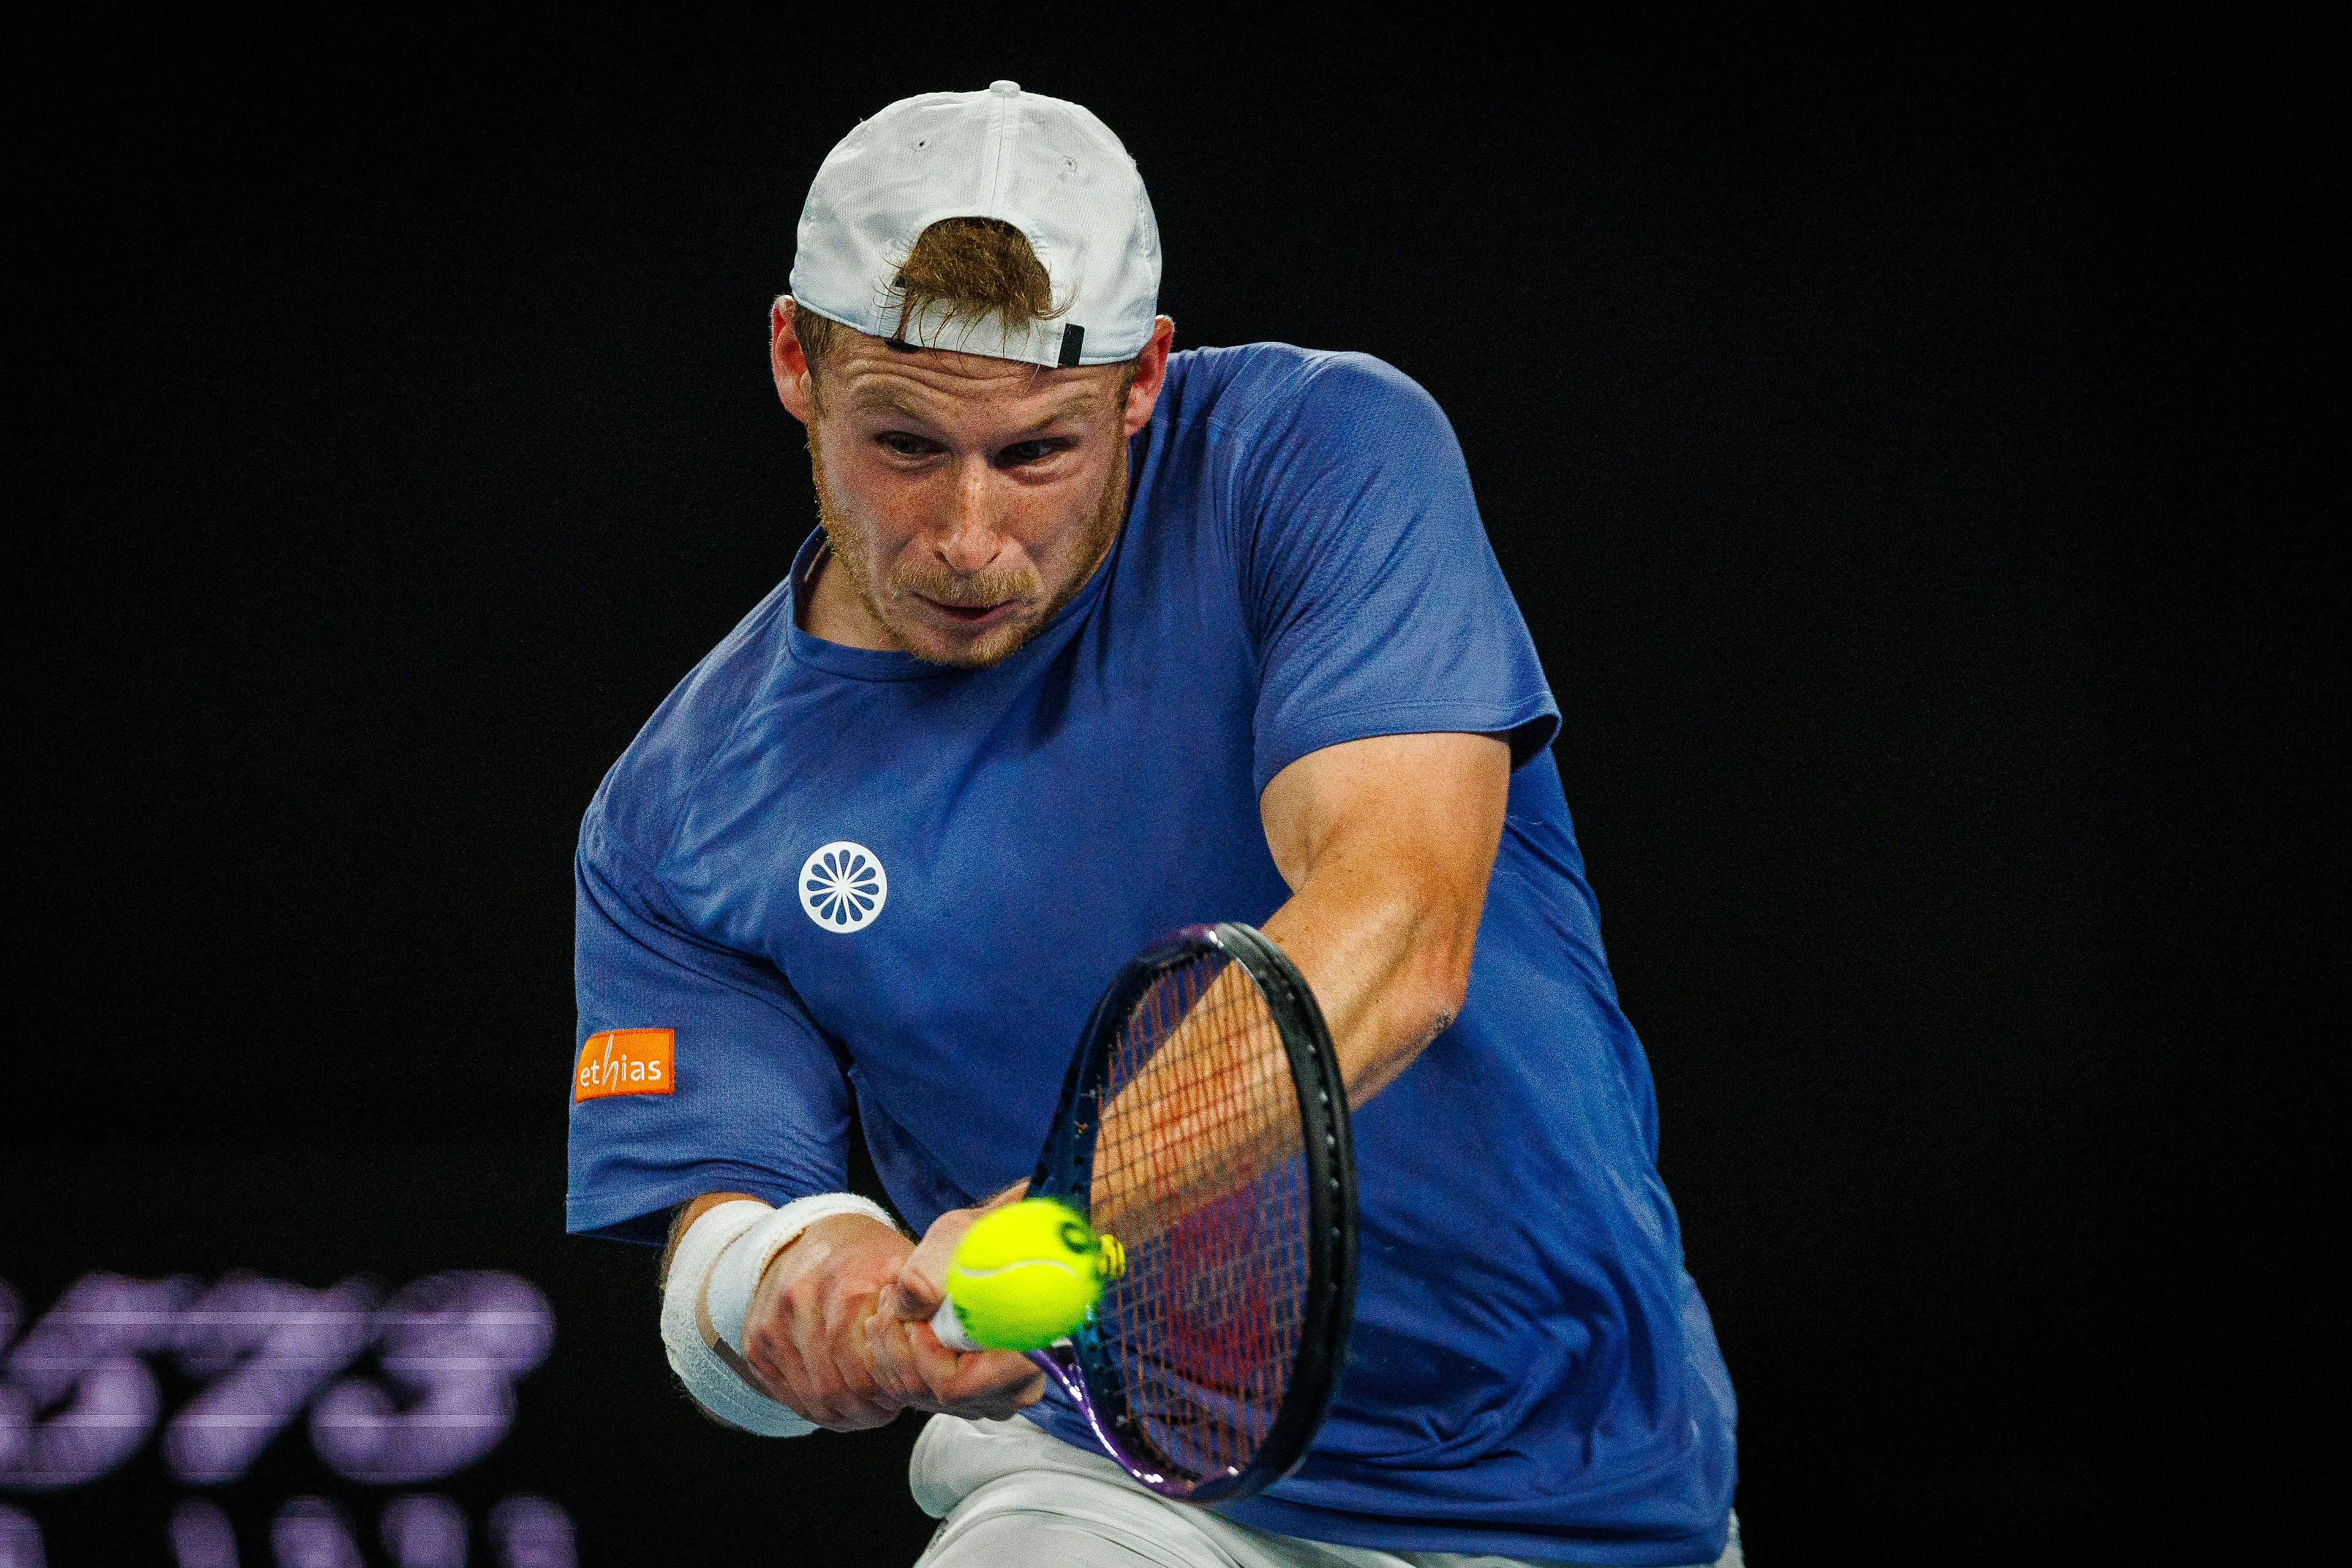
<box><xmin>1022</xmin><ymin>922</ymin><xmax>1358</xmax><ymax>1504</ymax></box>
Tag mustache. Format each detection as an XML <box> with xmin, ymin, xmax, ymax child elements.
<box><xmin>883</xmin><ymin>560</ymin><xmax>1041</xmax><ymax>606</ymax></box>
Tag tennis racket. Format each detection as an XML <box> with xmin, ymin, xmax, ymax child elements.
<box><xmin>932</xmin><ymin>921</ymin><xmax>1358</xmax><ymax>1504</ymax></box>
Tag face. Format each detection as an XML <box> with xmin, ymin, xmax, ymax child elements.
<box><xmin>772</xmin><ymin>304</ymin><xmax>1174</xmax><ymax>668</ymax></box>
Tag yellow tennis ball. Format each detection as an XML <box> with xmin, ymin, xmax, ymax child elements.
<box><xmin>943</xmin><ymin>1198</ymin><xmax>1123</xmax><ymax>1352</ymax></box>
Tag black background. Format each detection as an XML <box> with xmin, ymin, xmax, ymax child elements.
<box><xmin>7</xmin><ymin>12</ymin><xmax>2325</xmax><ymax>1565</ymax></box>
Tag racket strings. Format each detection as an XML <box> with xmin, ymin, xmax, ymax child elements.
<box><xmin>1091</xmin><ymin>952</ymin><xmax>1309</xmax><ymax>1485</ymax></box>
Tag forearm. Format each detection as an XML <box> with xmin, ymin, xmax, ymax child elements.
<box><xmin>1082</xmin><ymin>736</ymin><xmax>1504</xmax><ymax>1240</ymax></box>
<box><xmin>1259</xmin><ymin>843</ymin><xmax>1483</xmax><ymax>1104</ymax></box>
<box><xmin>1257</xmin><ymin>731</ymin><xmax>1509</xmax><ymax>1104</ymax></box>
<box><xmin>661</xmin><ymin>1190</ymin><xmax>762</xmax><ymax>1289</ymax></box>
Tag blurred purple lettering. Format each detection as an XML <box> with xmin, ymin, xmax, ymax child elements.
<box><xmin>273</xmin><ymin>1497</ymin><xmax>362</xmax><ymax>1568</ymax></box>
<box><xmin>1</xmin><ymin>1271</ymin><xmax>554</xmax><ymax>1491</ymax></box>
<box><xmin>0</xmin><ymin>1274</ymin><xmax>193</xmax><ymax>1489</ymax></box>
<box><xmin>0</xmin><ymin>1503</ymin><xmax>47</xmax><ymax>1568</ymax></box>
<box><xmin>380</xmin><ymin>1494</ymin><xmax>467</xmax><ymax>1568</ymax></box>
<box><xmin>311</xmin><ymin>1273</ymin><xmax>553</xmax><ymax>1484</ymax></box>
<box><xmin>169</xmin><ymin>1276</ymin><xmax>380</xmax><ymax>1486</ymax></box>
<box><xmin>0</xmin><ymin>1285</ymin><xmax>21</xmax><ymax>1481</ymax></box>
<box><xmin>170</xmin><ymin>1498</ymin><xmax>240</xmax><ymax>1568</ymax></box>
<box><xmin>489</xmin><ymin>1495</ymin><xmax>576</xmax><ymax>1568</ymax></box>
<box><xmin>2</xmin><ymin>1273</ymin><xmax>568</xmax><ymax>1560</ymax></box>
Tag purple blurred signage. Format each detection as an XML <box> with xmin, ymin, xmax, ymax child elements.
<box><xmin>0</xmin><ymin>1273</ymin><xmax>572</xmax><ymax>1567</ymax></box>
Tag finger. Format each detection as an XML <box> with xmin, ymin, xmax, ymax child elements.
<box><xmin>860</xmin><ymin>1311</ymin><xmax>905</xmax><ymax>1396</ymax></box>
<box><xmin>829</xmin><ymin>1291</ymin><xmax>919</xmax><ymax>1429</ymax></box>
<box><xmin>803</xmin><ymin>1349</ymin><xmax>896</xmax><ymax>1429</ymax></box>
<box><xmin>782</xmin><ymin>1283</ymin><xmax>883</xmax><ymax>1428</ymax></box>
<box><xmin>940</xmin><ymin>1348</ymin><xmax>1047</xmax><ymax>1405</ymax></box>
<box><xmin>940</xmin><ymin>1366</ymin><xmax>1047</xmax><ymax>1421</ymax></box>
<box><xmin>820</xmin><ymin>1396</ymin><xmax>899</xmax><ymax>1431</ymax></box>
<box><xmin>897</xmin><ymin>1318</ymin><xmax>976</xmax><ymax>1404</ymax></box>
<box><xmin>958</xmin><ymin>1371</ymin><xmax>1048</xmax><ymax>1420</ymax></box>
<box><xmin>913</xmin><ymin>1338</ymin><xmax>1042</xmax><ymax>1412</ymax></box>
<box><xmin>746</xmin><ymin>1320</ymin><xmax>850</xmax><ymax>1426</ymax></box>
<box><xmin>896</xmin><ymin>1317</ymin><xmax>1038</xmax><ymax>1411</ymax></box>
<box><xmin>884</xmin><ymin>1278</ymin><xmax>931</xmax><ymax>1325</ymax></box>
<box><xmin>741</xmin><ymin>1301</ymin><xmax>824</xmax><ymax>1416</ymax></box>
<box><xmin>863</xmin><ymin>1314</ymin><xmax>935</xmax><ymax>1408</ymax></box>
<box><xmin>878</xmin><ymin>1317</ymin><xmax>955</xmax><ymax>1409</ymax></box>
<box><xmin>902</xmin><ymin>1208</ymin><xmax>982</xmax><ymax>1311</ymax></box>
<box><xmin>886</xmin><ymin>1265</ymin><xmax>943</xmax><ymax>1322</ymax></box>
<box><xmin>784</xmin><ymin>1282</ymin><xmax>844</xmax><ymax>1413</ymax></box>
<box><xmin>811</xmin><ymin>1322</ymin><xmax>894</xmax><ymax>1425</ymax></box>
<box><xmin>745</xmin><ymin>1337</ymin><xmax>824</xmax><ymax>1423</ymax></box>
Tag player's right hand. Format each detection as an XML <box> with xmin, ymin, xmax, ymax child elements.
<box><xmin>864</xmin><ymin>1202</ymin><xmax>1046</xmax><ymax>1421</ymax></box>
<box><xmin>739</xmin><ymin>1212</ymin><xmax>913</xmax><ymax>1430</ymax></box>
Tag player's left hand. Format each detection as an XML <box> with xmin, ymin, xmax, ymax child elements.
<box><xmin>865</xmin><ymin>1202</ymin><xmax>1046</xmax><ymax>1420</ymax></box>
<box><xmin>739</xmin><ymin>1212</ymin><xmax>911</xmax><ymax>1430</ymax></box>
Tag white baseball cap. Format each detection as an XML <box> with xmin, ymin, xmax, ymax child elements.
<box><xmin>788</xmin><ymin>81</ymin><xmax>1161</xmax><ymax>369</ymax></box>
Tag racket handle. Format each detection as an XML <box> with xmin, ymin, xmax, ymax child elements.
<box><xmin>930</xmin><ymin>1293</ymin><xmax>979</xmax><ymax>1352</ymax></box>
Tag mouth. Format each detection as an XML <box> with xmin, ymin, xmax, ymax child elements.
<box><xmin>913</xmin><ymin>594</ymin><xmax>1020</xmax><ymax>628</ymax></box>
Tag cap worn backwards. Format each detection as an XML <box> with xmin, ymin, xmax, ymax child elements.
<box><xmin>789</xmin><ymin>81</ymin><xmax>1161</xmax><ymax>370</ymax></box>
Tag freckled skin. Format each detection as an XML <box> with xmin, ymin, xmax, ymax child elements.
<box><xmin>772</xmin><ymin>301</ymin><xmax>1177</xmax><ymax>669</ymax></box>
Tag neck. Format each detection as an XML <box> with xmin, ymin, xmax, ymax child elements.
<box><xmin>798</xmin><ymin>537</ymin><xmax>899</xmax><ymax>650</ymax></box>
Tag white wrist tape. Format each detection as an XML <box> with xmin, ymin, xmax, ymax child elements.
<box><xmin>658</xmin><ymin>1193</ymin><xmax>902</xmax><ymax>1437</ymax></box>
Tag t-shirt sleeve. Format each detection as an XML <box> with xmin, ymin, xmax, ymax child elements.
<box><xmin>1227</xmin><ymin>352</ymin><xmax>1560</xmax><ymax>794</ymax></box>
<box><xmin>568</xmin><ymin>843</ymin><xmax>853</xmax><ymax>1244</ymax></box>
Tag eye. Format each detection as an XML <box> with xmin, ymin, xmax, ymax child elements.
<box><xmin>876</xmin><ymin>432</ymin><xmax>936</xmax><ymax>458</ymax></box>
<box><xmin>998</xmin><ymin>439</ymin><xmax>1063</xmax><ymax>466</ymax></box>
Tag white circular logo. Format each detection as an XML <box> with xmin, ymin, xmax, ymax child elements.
<box><xmin>799</xmin><ymin>841</ymin><xmax>887</xmax><ymax>932</ymax></box>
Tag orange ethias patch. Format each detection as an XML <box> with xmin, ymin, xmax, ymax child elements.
<box><xmin>574</xmin><ymin>1028</ymin><xmax>675</xmax><ymax>1101</ymax></box>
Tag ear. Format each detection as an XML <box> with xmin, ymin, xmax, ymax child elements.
<box><xmin>772</xmin><ymin>298</ymin><xmax>816</xmax><ymax>424</ymax></box>
<box><xmin>1120</xmin><ymin>316</ymin><xmax>1177</xmax><ymax>438</ymax></box>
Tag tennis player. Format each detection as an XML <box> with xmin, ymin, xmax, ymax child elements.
<box><xmin>568</xmin><ymin>83</ymin><xmax>1739</xmax><ymax>1567</ymax></box>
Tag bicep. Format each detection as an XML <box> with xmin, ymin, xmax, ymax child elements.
<box><xmin>1259</xmin><ymin>731</ymin><xmax>1510</xmax><ymax>899</ymax></box>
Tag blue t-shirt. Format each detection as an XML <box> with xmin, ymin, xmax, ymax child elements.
<box><xmin>568</xmin><ymin>344</ymin><xmax>1736</xmax><ymax>1563</ymax></box>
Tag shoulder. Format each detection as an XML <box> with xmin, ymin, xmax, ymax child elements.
<box><xmin>579</xmin><ymin>575</ymin><xmax>797</xmax><ymax>872</ymax></box>
<box><xmin>1161</xmin><ymin>344</ymin><xmax>1455</xmax><ymax>473</ymax></box>
<box><xmin>1167</xmin><ymin>342</ymin><xmax>1441</xmax><ymax>424</ymax></box>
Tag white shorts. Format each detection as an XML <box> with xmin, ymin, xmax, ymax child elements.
<box><xmin>909</xmin><ymin>1414</ymin><xmax>1743</xmax><ymax>1568</ymax></box>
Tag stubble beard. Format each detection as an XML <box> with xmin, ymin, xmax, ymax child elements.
<box><xmin>807</xmin><ymin>425</ymin><xmax>1128</xmax><ymax>670</ymax></box>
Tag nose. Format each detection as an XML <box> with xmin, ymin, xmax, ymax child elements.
<box><xmin>932</xmin><ymin>456</ymin><xmax>1003</xmax><ymax>576</ymax></box>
